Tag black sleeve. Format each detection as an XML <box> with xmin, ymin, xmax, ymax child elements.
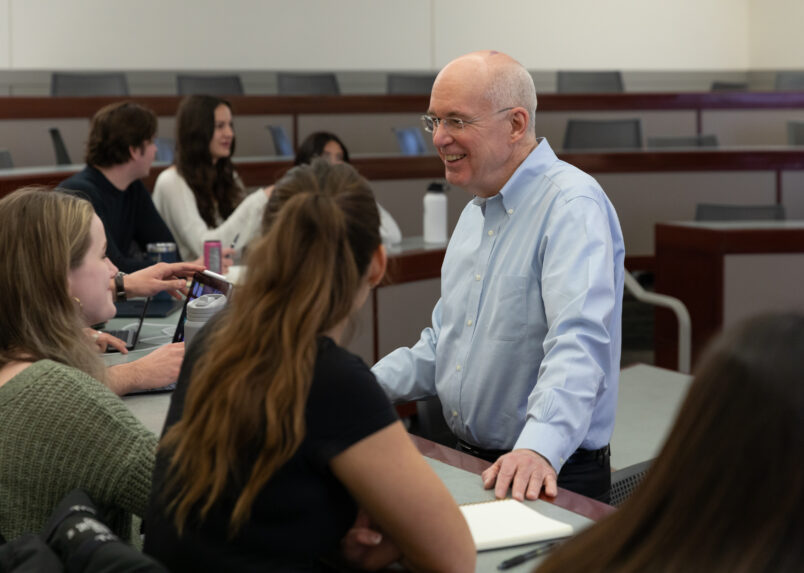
<box><xmin>304</xmin><ymin>342</ymin><xmax>399</xmax><ymax>468</ymax></box>
<box><xmin>129</xmin><ymin>181</ymin><xmax>177</xmax><ymax>258</ymax></box>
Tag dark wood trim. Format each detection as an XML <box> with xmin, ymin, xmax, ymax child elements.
<box><xmin>624</xmin><ymin>255</ymin><xmax>655</xmax><ymax>272</ymax></box>
<box><xmin>6</xmin><ymin>91</ymin><xmax>804</xmax><ymax>120</ymax></box>
<box><xmin>410</xmin><ymin>435</ymin><xmax>615</xmax><ymax>521</ymax></box>
<box><xmin>654</xmin><ymin>222</ymin><xmax>804</xmax><ymax>369</ymax></box>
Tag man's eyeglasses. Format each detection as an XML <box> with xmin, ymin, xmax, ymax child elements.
<box><xmin>420</xmin><ymin>107</ymin><xmax>514</xmax><ymax>133</ymax></box>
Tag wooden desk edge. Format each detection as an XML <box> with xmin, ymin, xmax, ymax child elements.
<box><xmin>409</xmin><ymin>435</ymin><xmax>615</xmax><ymax>522</ymax></box>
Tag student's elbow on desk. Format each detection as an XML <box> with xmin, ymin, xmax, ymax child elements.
<box><xmin>331</xmin><ymin>421</ymin><xmax>476</xmax><ymax>573</ymax></box>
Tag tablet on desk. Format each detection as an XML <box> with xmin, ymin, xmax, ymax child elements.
<box><xmin>172</xmin><ymin>270</ymin><xmax>233</xmax><ymax>343</ymax></box>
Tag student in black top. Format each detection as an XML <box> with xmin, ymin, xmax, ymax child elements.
<box><xmin>60</xmin><ymin>101</ymin><xmax>175</xmax><ymax>273</ymax></box>
<box><xmin>145</xmin><ymin>160</ymin><xmax>474</xmax><ymax>572</ymax></box>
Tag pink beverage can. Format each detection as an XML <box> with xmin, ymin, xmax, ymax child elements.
<box><xmin>204</xmin><ymin>240</ymin><xmax>222</xmax><ymax>274</ymax></box>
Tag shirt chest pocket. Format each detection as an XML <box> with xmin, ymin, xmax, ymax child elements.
<box><xmin>484</xmin><ymin>276</ymin><xmax>528</xmax><ymax>342</ymax></box>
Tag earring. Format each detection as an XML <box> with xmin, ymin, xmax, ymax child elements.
<box><xmin>72</xmin><ymin>296</ymin><xmax>83</xmax><ymax>310</ymax></box>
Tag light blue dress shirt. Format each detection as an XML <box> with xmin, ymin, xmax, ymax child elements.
<box><xmin>372</xmin><ymin>139</ymin><xmax>625</xmax><ymax>472</ymax></box>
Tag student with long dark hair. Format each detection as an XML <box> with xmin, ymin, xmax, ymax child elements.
<box><xmin>537</xmin><ymin>313</ymin><xmax>804</xmax><ymax>572</ymax></box>
<box><xmin>0</xmin><ymin>189</ymin><xmax>156</xmax><ymax>542</ymax></box>
<box><xmin>153</xmin><ymin>95</ymin><xmax>269</xmax><ymax>260</ymax></box>
<box><xmin>293</xmin><ymin>131</ymin><xmax>402</xmax><ymax>244</ymax></box>
<box><xmin>145</xmin><ymin>161</ymin><xmax>474</xmax><ymax>572</ymax></box>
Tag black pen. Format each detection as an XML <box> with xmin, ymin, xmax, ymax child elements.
<box><xmin>229</xmin><ymin>233</ymin><xmax>240</xmax><ymax>249</ymax></box>
<box><xmin>497</xmin><ymin>540</ymin><xmax>561</xmax><ymax>570</ymax></box>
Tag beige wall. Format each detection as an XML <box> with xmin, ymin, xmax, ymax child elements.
<box><xmin>748</xmin><ymin>0</ymin><xmax>804</xmax><ymax>69</ymax></box>
<box><xmin>0</xmin><ymin>0</ymin><xmax>768</xmax><ymax>72</ymax></box>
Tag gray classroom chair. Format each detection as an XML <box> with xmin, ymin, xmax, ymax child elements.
<box><xmin>695</xmin><ymin>203</ymin><xmax>786</xmax><ymax>221</ymax></box>
<box><xmin>51</xmin><ymin>73</ymin><xmax>129</xmax><ymax>96</ymax></box>
<box><xmin>775</xmin><ymin>71</ymin><xmax>804</xmax><ymax>91</ymax></box>
<box><xmin>392</xmin><ymin>127</ymin><xmax>427</xmax><ymax>155</ymax></box>
<box><xmin>277</xmin><ymin>73</ymin><xmax>340</xmax><ymax>95</ymax></box>
<box><xmin>647</xmin><ymin>134</ymin><xmax>719</xmax><ymax>148</ymax></box>
<box><xmin>563</xmin><ymin>118</ymin><xmax>643</xmax><ymax>150</ymax></box>
<box><xmin>386</xmin><ymin>73</ymin><xmax>436</xmax><ymax>94</ymax></box>
<box><xmin>787</xmin><ymin>121</ymin><xmax>804</xmax><ymax>145</ymax></box>
<box><xmin>711</xmin><ymin>81</ymin><xmax>748</xmax><ymax>91</ymax></box>
<box><xmin>609</xmin><ymin>458</ymin><xmax>653</xmax><ymax>507</ymax></box>
<box><xmin>176</xmin><ymin>74</ymin><xmax>243</xmax><ymax>96</ymax></box>
<box><xmin>0</xmin><ymin>149</ymin><xmax>13</xmax><ymax>169</ymax></box>
<box><xmin>266</xmin><ymin>125</ymin><xmax>293</xmax><ymax>156</ymax></box>
<box><xmin>48</xmin><ymin>128</ymin><xmax>71</xmax><ymax>165</ymax></box>
<box><xmin>557</xmin><ymin>71</ymin><xmax>624</xmax><ymax>94</ymax></box>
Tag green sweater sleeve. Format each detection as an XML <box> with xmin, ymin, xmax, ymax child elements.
<box><xmin>0</xmin><ymin>360</ymin><xmax>157</xmax><ymax>540</ymax></box>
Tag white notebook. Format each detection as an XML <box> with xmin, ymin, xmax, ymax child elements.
<box><xmin>459</xmin><ymin>498</ymin><xmax>574</xmax><ymax>551</ymax></box>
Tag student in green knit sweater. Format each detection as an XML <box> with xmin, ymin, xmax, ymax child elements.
<box><xmin>0</xmin><ymin>188</ymin><xmax>157</xmax><ymax>543</ymax></box>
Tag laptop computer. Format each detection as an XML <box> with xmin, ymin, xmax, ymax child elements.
<box><xmin>114</xmin><ymin>297</ymin><xmax>183</xmax><ymax>318</ymax></box>
<box><xmin>103</xmin><ymin>297</ymin><xmax>150</xmax><ymax>353</ymax></box>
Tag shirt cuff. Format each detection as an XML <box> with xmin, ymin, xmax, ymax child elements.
<box><xmin>513</xmin><ymin>420</ymin><xmax>574</xmax><ymax>474</ymax></box>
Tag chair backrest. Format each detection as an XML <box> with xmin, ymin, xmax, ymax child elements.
<box><xmin>695</xmin><ymin>203</ymin><xmax>786</xmax><ymax>221</ymax></box>
<box><xmin>647</xmin><ymin>134</ymin><xmax>719</xmax><ymax>148</ymax></box>
<box><xmin>711</xmin><ymin>81</ymin><xmax>748</xmax><ymax>91</ymax></box>
<box><xmin>0</xmin><ymin>149</ymin><xmax>13</xmax><ymax>169</ymax></box>
<box><xmin>392</xmin><ymin>127</ymin><xmax>427</xmax><ymax>155</ymax></box>
<box><xmin>386</xmin><ymin>73</ymin><xmax>436</xmax><ymax>94</ymax></box>
<box><xmin>266</xmin><ymin>125</ymin><xmax>294</xmax><ymax>156</ymax></box>
<box><xmin>154</xmin><ymin>137</ymin><xmax>175</xmax><ymax>163</ymax></box>
<box><xmin>176</xmin><ymin>74</ymin><xmax>244</xmax><ymax>96</ymax></box>
<box><xmin>563</xmin><ymin>118</ymin><xmax>643</xmax><ymax>150</ymax></box>
<box><xmin>787</xmin><ymin>121</ymin><xmax>804</xmax><ymax>145</ymax></box>
<box><xmin>48</xmin><ymin>128</ymin><xmax>72</xmax><ymax>165</ymax></box>
<box><xmin>276</xmin><ymin>73</ymin><xmax>340</xmax><ymax>95</ymax></box>
<box><xmin>609</xmin><ymin>459</ymin><xmax>653</xmax><ymax>507</ymax></box>
<box><xmin>775</xmin><ymin>71</ymin><xmax>804</xmax><ymax>91</ymax></box>
<box><xmin>557</xmin><ymin>71</ymin><xmax>624</xmax><ymax>94</ymax></box>
<box><xmin>51</xmin><ymin>72</ymin><xmax>129</xmax><ymax>96</ymax></box>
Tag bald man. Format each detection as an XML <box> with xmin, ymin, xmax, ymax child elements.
<box><xmin>372</xmin><ymin>51</ymin><xmax>624</xmax><ymax>503</ymax></box>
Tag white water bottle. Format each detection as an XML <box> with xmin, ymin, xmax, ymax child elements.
<box><xmin>423</xmin><ymin>182</ymin><xmax>448</xmax><ymax>243</ymax></box>
<box><xmin>183</xmin><ymin>294</ymin><xmax>227</xmax><ymax>347</ymax></box>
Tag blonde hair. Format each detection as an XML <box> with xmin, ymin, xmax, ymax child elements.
<box><xmin>162</xmin><ymin>160</ymin><xmax>381</xmax><ymax>535</ymax></box>
<box><xmin>0</xmin><ymin>188</ymin><xmax>105</xmax><ymax>380</ymax></box>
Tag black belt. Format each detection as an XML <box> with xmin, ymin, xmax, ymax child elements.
<box><xmin>456</xmin><ymin>439</ymin><xmax>610</xmax><ymax>465</ymax></box>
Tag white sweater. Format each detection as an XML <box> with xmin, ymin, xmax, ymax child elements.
<box><xmin>152</xmin><ymin>167</ymin><xmax>268</xmax><ymax>260</ymax></box>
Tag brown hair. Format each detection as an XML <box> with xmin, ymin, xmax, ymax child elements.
<box><xmin>162</xmin><ymin>160</ymin><xmax>381</xmax><ymax>535</ymax></box>
<box><xmin>85</xmin><ymin>101</ymin><xmax>157</xmax><ymax>167</ymax></box>
<box><xmin>537</xmin><ymin>313</ymin><xmax>804</xmax><ymax>573</ymax></box>
<box><xmin>175</xmin><ymin>95</ymin><xmax>243</xmax><ymax>228</ymax></box>
<box><xmin>0</xmin><ymin>188</ymin><xmax>105</xmax><ymax>380</ymax></box>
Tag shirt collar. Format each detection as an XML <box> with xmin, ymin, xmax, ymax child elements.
<box><xmin>471</xmin><ymin>138</ymin><xmax>557</xmax><ymax>213</ymax></box>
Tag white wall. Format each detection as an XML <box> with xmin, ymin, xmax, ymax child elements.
<box><xmin>0</xmin><ymin>0</ymin><xmax>765</xmax><ymax>72</ymax></box>
<box><xmin>748</xmin><ymin>0</ymin><xmax>804</xmax><ymax>69</ymax></box>
<box><xmin>434</xmin><ymin>0</ymin><xmax>750</xmax><ymax>70</ymax></box>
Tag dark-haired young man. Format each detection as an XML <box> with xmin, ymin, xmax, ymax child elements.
<box><xmin>60</xmin><ymin>101</ymin><xmax>175</xmax><ymax>273</ymax></box>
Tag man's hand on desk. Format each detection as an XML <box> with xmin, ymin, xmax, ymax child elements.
<box><xmin>105</xmin><ymin>342</ymin><xmax>185</xmax><ymax>395</ymax></box>
<box><xmin>122</xmin><ymin>262</ymin><xmax>205</xmax><ymax>300</ymax></box>
<box><xmin>340</xmin><ymin>509</ymin><xmax>401</xmax><ymax>571</ymax></box>
<box><xmin>482</xmin><ymin>448</ymin><xmax>557</xmax><ymax>502</ymax></box>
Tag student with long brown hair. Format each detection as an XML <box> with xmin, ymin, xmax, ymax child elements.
<box><xmin>536</xmin><ymin>312</ymin><xmax>804</xmax><ymax>572</ymax></box>
<box><xmin>144</xmin><ymin>160</ymin><xmax>474</xmax><ymax>572</ymax></box>
<box><xmin>0</xmin><ymin>188</ymin><xmax>156</xmax><ymax>541</ymax></box>
<box><xmin>152</xmin><ymin>95</ymin><xmax>269</xmax><ymax>261</ymax></box>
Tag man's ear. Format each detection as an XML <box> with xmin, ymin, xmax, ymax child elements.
<box><xmin>509</xmin><ymin>107</ymin><xmax>530</xmax><ymax>142</ymax></box>
<box><xmin>368</xmin><ymin>244</ymin><xmax>387</xmax><ymax>288</ymax></box>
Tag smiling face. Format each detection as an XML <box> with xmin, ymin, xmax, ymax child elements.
<box><xmin>428</xmin><ymin>54</ymin><xmax>532</xmax><ymax>198</ymax></box>
<box><xmin>209</xmin><ymin>104</ymin><xmax>234</xmax><ymax>162</ymax></box>
<box><xmin>67</xmin><ymin>214</ymin><xmax>118</xmax><ymax>325</ymax></box>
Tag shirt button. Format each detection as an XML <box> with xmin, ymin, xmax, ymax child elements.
<box><xmin>466</xmin><ymin>319</ymin><xmax>473</xmax><ymax>326</ymax></box>
<box><xmin>475</xmin><ymin>274</ymin><xmax>482</xmax><ymax>281</ymax></box>
<box><xmin>487</xmin><ymin>230</ymin><xmax>494</xmax><ymax>237</ymax></box>
<box><xmin>456</xmin><ymin>364</ymin><xmax>462</xmax><ymax>372</ymax></box>
<box><xmin>452</xmin><ymin>410</ymin><xmax>458</xmax><ymax>417</ymax></box>
<box><xmin>508</xmin><ymin>208</ymin><xmax>514</xmax><ymax>215</ymax></box>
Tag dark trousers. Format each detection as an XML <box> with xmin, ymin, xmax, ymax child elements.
<box><xmin>456</xmin><ymin>440</ymin><xmax>611</xmax><ymax>504</ymax></box>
